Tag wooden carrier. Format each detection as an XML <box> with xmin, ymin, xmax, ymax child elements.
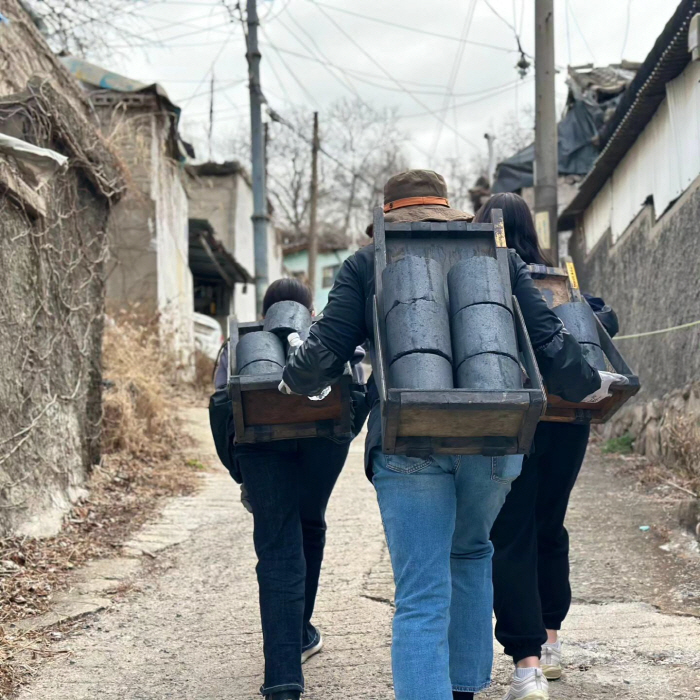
<box><xmin>528</xmin><ymin>259</ymin><xmax>640</xmax><ymax>424</ymax></box>
<box><xmin>227</xmin><ymin>319</ymin><xmax>354</xmax><ymax>444</ymax></box>
<box><xmin>373</xmin><ymin>207</ymin><xmax>546</xmax><ymax>457</ymax></box>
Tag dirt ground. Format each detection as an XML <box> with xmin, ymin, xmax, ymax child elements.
<box><xmin>13</xmin><ymin>406</ymin><xmax>700</xmax><ymax>700</ymax></box>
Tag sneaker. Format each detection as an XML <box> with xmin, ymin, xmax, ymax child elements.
<box><xmin>541</xmin><ymin>641</ymin><xmax>562</xmax><ymax>680</ymax></box>
<box><xmin>266</xmin><ymin>693</ymin><xmax>300</xmax><ymax>700</ymax></box>
<box><xmin>502</xmin><ymin>668</ymin><xmax>549</xmax><ymax>700</ymax></box>
<box><xmin>301</xmin><ymin>632</ymin><xmax>323</xmax><ymax>664</ymax></box>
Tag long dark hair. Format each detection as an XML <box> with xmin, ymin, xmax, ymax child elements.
<box><xmin>262</xmin><ymin>277</ymin><xmax>314</xmax><ymax>315</ymax></box>
<box><xmin>474</xmin><ymin>192</ymin><xmax>553</xmax><ymax>266</ymax></box>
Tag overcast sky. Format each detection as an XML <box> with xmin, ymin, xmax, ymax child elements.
<box><xmin>107</xmin><ymin>0</ymin><xmax>678</xmax><ymax>168</ymax></box>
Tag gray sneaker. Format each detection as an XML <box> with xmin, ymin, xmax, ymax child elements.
<box><xmin>541</xmin><ymin>641</ymin><xmax>562</xmax><ymax>680</ymax></box>
<box><xmin>501</xmin><ymin>668</ymin><xmax>549</xmax><ymax>700</ymax></box>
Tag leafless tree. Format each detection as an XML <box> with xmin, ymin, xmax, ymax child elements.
<box><xmin>218</xmin><ymin>98</ymin><xmax>408</xmax><ymax>248</ymax></box>
<box><xmin>322</xmin><ymin>98</ymin><xmax>407</xmax><ymax>244</ymax></box>
<box><xmin>437</xmin><ymin>106</ymin><xmax>536</xmax><ymax>214</ymax></box>
<box><xmin>20</xmin><ymin>0</ymin><xmax>160</xmax><ymax>56</ymax></box>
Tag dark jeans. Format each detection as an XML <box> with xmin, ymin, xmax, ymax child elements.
<box><xmin>490</xmin><ymin>422</ymin><xmax>590</xmax><ymax>663</ymax></box>
<box><xmin>236</xmin><ymin>437</ymin><xmax>350</xmax><ymax>696</ymax></box>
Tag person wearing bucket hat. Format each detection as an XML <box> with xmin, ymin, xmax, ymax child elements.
<box><xmin>383</xmin><ymin>169</ymin><xmax>472</xmax><ymax>222</ymax></box>
<box><xmin>281</xmin><ymin>170</ymin><xmax>606</xmax><ymax>700</ymax></box>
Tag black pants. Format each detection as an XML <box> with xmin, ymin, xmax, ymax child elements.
<box><xmin>236</xmin><ymin>437</ymin><xmax>350</xmax><ymax>696</ymax></box>
<box><xmin>491</xmin><ymin>422</ymin><xmax>590</xmax><ymax>663</ymax></box>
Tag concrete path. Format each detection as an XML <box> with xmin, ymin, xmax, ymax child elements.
<box><xmin>17</xmin><ymin>407</ymin><xmax>700</xmax><ymax>699</ymax></box>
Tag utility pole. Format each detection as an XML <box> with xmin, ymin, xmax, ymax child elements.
<box><xmin>534</xmin><ymin>0</ymin><xmax>559</xmax><ymax>263</ymax></box>
<box><xmin>246</xmin><ymin>0</ymin><xmax>268</xmax><ymax>315</ymax></box>
<box><xmin>307</xmin><ymin>111</ymin><xmax>320</xmax><ymax>294</ymax></box>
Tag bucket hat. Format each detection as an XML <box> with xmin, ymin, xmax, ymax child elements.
<box><xmin>383</xmin><ymin>169</ymin><xmax>473</xmax><ymax>223</ymax></box>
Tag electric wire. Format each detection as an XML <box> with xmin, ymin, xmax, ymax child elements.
<box><xmin>172</xmin><ymin>79</ymin><xmax>246</xmax><ymax>104</ymax></box>
<box><xmin>275</xmin><ymin>14</ymin><xmax>364</xmax><ymax>101</ymax></box>
<box><xmin>568</xmin><ymin>1</ymin><xmax>597</xmax><ymax>63</ymax></box>
<box><xmin>484</xmin><ymin>0</ymin><xmax>518</xmax><ymax>33</ymax></box>
<box><xmin>178</xmin><ymin>28</ymin><xmax>235</xmax><ymax>104</ymax></box>
<box><xmin>620</xmin><ymin>0</ymin><xmax>633</xmax><ymax>61</ymax></box>
<box><xmin>256</xmin><ymin>43</ymin><xmax>461</xmax><ymax>91</ymax></box>
<box><xmin>259</xmin><ymin>39</ymin><xmax>517</xmax><ymax>98</ymax></box>
<box><xmin>308</xmin><ymin>0</ymin><xmax>481</xmax><ymax>153</ymax></box>
<box><xmin>399</xmin><ymin>77</ymin><xmax>533</xmax><ymax>120</ymax></box>
<box><xmin>260</xmin><ymin>39</ymin><xmax>295</xmax><ymax>104</ymax></box>
<box><xmin>430</xmin><ymin>0</ymin><xmax>477</xmax><ymax>154</ymax></box>
<box><xmin>259</xmin><ymin>26</ymin><xmax>321</xmax><ymax>107</ymax></box>
<box><xmin>305</xmin><ymin>0</ymin><xmax>515</xmax><ymax>54</ymax></box>
<box><xmin>565</xmin><ymin>0</ymin><xmax>573</xmax><ymax>67</ymax></box>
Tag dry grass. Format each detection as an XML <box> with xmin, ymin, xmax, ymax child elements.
<box><xmin>598</xmin><ymin>415</ymin><xmax>700</xmax><ymax>500</ymax></box>
<box><xmin>663</xmin><ymin>415</ymin><xmax>700</xmax><ymax>495</ymax></box>
<box><xmin>0</xmin><ymin>312</ymin><xmax>203</xmax><ymax>697</ymax></box>
<box><xmin>101</xmin><ymin>311</ymin><xmax>183</xmax><ymax>456</ymax></box>
<box><xmin>193</xmin><ymin>349</ymin><xmax>216</xmax><ymax>399</ymax></box>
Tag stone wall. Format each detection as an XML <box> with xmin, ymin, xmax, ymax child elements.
<box><xmin>571</xmin><ymin>173</ymin><xmax>700</xmax><ymax>487</ymax></box>
<box><xmin>570</xmin><ymin>175</ymin><xmax>700</xmax><ymax>400</ymax></box>
<box><xmin>601</xmin><ymin>383</ymin><xmax>700</xmax><ymax>463</ymax></box>
<box><xmin>0</xmin><ymin>81</ymin><xmax>123</xmax><ymax>536</ymax></box>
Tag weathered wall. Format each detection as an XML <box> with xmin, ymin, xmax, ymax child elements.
<box><xmin>187</xmin><ymin>170</ymin><xmax>238</xmax><ymax>253</ymax></box>
<box><xmin>234</xmin><ymin>174</ymin><xmax>258</xmax><ymax>322</ymax></box>
<box><xmin>98</xmin><ymin>102</ymin><xmax>194</xmax><ymax>368</ymax></box>
<box><xmin>186</xmin><ymin>167</ymin><xmax>283</xmax><ymax>324</ymax></box>
<box><xmin>186</xmin><ymin>169</ymin><xmax>255</xmax><ymax>322</ymax></box>
<box><xmin>102</xmin><ymin>108</ymin><xmax>159</xmax><ymax>313</ymax></box>
<box><xmin>0</xmin><ymin>80</ymin><xmax>123</xmax><ymax>536</ymax></box>
<box><xmin>152</xmin><ymin>144</ymin><xmax>194</xmax><ymax>371</ymax></box>
<box><xmin>570</xmin><ymin>175</ymin><xmax>700</xmax><ymax>401</ymax></box>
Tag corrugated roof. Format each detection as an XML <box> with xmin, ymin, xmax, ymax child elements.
<box><xmin>61</xmin><ymin>55</ymin><xmax>195</xmax><ymax>161</ymax></box>
<box><xmin>567</xmin><ymin>63</ymin><xmax>641</xmax><ymax>100</ymax></box>
<box><xmin>189</xmin><ymin>218</ymin><xmax>253</xmax><ymax>285</ymax></box>
<box><xmin>560</xmin><ymin>0</ymin><xmax>700</xmax><ymax>229</ymax></box>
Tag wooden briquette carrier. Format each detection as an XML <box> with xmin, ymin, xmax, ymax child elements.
<box><xmin>373</xmin><ymin>206</ymin><xmax>546</xmax><ymax>457</ymax></box>
<box><xmin>226</xmin><ymin>318</ymin><xmax>353</xmax><ymax>444</ymax></box>
<box><xmin>528</xmin><ymin>258</ymin><xmax>640</xmax><ymax>423</ymax></box>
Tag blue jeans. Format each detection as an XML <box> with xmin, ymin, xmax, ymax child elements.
<box><xmin>371</xmin><ymin>450</ymin><xmax>523</xmax><ymax>700</ymax></box>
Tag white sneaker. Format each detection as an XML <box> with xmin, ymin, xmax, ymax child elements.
<box><xmin>301</xmin><ymin>633</ymin><xmax>323</xmax><ymax>664</ymax></box>
<box><xmin>502</xmin><ymin>668</ymin><xmax>549</xmax><ymax>700</ymax></box>
<box><xmin>541</xmin><ymin>641</ymin><xmax>562</xmax><ymax>680</ymax></box>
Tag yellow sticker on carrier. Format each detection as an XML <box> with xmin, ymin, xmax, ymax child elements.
<box><xmin>494</xmin><ymin>219</ymin><xmax>507</xmax><ymax>247</ymax></box>
<box><xmin>566</xmin><ymin>260</ymin><xmax>580</xmax><ymax>290</ymax></box>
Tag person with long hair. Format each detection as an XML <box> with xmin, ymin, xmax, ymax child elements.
<box><xmin>280</xmin><ymin>171</ymin><xmax>611</xmax><ymax>700</ymax></box>
<box><xmin>475</xmin><ymin>193</ymin><xmax>619</xmax><ymax>700</ymax></box>
<box><xmin>211</xmin><ymin>278</ymin><xmax>362</xmax><ymax>700</ymax></box>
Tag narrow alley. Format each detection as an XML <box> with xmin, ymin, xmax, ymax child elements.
<box><xmin>15</xmin><ymin>407</ymin><xmax>700</xmax><ymax>700</ymax></box>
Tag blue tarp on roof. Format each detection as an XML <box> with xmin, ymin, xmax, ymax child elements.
<box><xmin>492</xmin><ymin>100</ymin><xmax>604</xmax><ymax>193</ymax></box>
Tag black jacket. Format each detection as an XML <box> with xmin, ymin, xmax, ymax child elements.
<box><xmin>283</xmin><ymin>245</ymin><xmax>601</xmax><ymax>472</ymax></box>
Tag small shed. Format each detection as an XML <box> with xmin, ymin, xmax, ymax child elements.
<box><xmin>188</xmin><ymin>218</ymin><xmax>253</xmax><ymax>326</ymax></box>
